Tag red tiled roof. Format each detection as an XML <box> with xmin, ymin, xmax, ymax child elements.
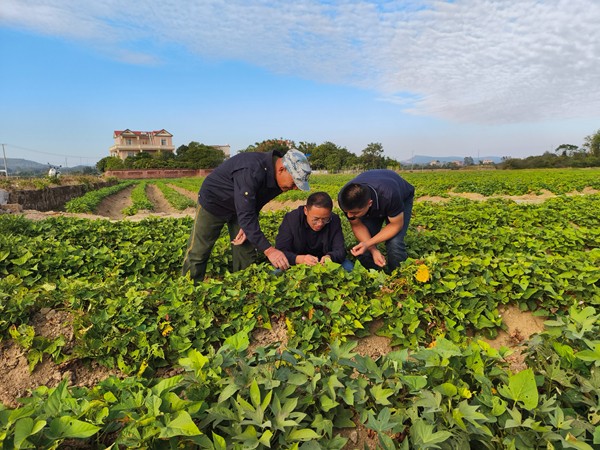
<box><xmin>114</xmin><ymin>129</ymin><xmax>171</xmax><ymax>137</ymax></box>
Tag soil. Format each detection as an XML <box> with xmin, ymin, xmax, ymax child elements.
<box><xmin>0</xmin><ymin>183</ymin><xmax>562</xmax><ymax>445</ymax></box>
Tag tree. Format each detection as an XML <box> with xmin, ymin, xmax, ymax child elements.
<box><xmin>464</xmin><ymin>156</ymin><xmax>474</xmax><ymax>166</ymax></box>
<box><xmin>241</xmin><ymin>139</ymin><xmax>294</xmax><ymax>154</ymax></box>
<box><xmin>176</xmin><ymin>144</ymin><xmax>189</xmax><ymax>158</ymax></box>
<box><xmin>582</xmin><ymin>129</ymin><xmax>600</xmax><ymax>157</ymax></box>
<box><xmin>124</xmin><ymin>152</ymin><xmax>152</xmax><ymax>169</ymax></box>
<box><xmin>176</xmin><ymin>141</ymin><xmax>226</xmax><ymax>168</ymax></box>
<box><xmin>308</xmin><ymin>142</ymin><xmax>358</xmax><ymax>172</ymax></box>
<box><xmin>296</xmin><ymin>141</ymin><xmax>316</xmax><ymax>156</ymax></box>
<box><xmin>96</xmin><ymin>156</ymin><xmax>124</xmax><ymax>173</ymax></box>
<box><xmin>554</xmin><ymin>144</ymin><xmax>579</xmax><ymax>157</ymax></box>
<box><xmin>360</xmin><ymin>142</ymin><xmax>385</xmax><ymax>170</ymax></box>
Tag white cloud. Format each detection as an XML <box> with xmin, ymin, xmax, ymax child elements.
<box><xmin>2</xmin><ymin>0</ymin><xmax>600</xmax><ymax>124</ymax></box>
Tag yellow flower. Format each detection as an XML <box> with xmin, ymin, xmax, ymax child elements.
<box><xmin>161</xmin><ymin>322</ymin><xmax>174</xmax><ymax>337</ymax></box>
<box><xmin>415</xmin><ymin>264</ymin><xmax>431</xmax><ymax>283</ymax></box>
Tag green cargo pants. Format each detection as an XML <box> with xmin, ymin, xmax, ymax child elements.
<box><xmin>182</xmin><ymin>205</ymin><xmax>258</xmax><ymax>282</ymax></box>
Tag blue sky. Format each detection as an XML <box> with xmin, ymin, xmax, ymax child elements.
<box><xmin>1</xmin><ymin>0</ymin><xmax>600</xmax><ymax>167</ymax></box>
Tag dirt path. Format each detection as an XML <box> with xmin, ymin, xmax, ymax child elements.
<box><xmin>146</xmin><ymin>183</ymin><xmax>178</xmax><ymax>214</ymax></box>
<box><xmin>95</xmin><ymin>184</ymin><xmax>135</xmax><ymax>219</ymax></box>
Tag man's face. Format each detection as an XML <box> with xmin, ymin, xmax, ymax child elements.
<box><xmin>276</xmin><ymin>167</ymin><xmax>299</xmax><ymax>192</ymax></box>
<box><xmin>343</xmin><ymin>200</ymin><xmax>373</xmax><ymax>222</ymax></box>
<box><xmin>304</xmin><ymin>205</ymin><xmax>332</xmax><ymax>232</ymax></box>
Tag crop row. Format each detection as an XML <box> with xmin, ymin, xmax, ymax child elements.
<box><xmin>166</xmin><ymin>167</ymin><xmax>600</xmax><ymax>201</ymax></box>
<box><xmin>0</xmin><ymin>191</ymin><xmax>599</xmax><ymax>448</ymax></box>
<box><xmin>64</xmin><ymin>180</ymin><xmax>195</xmax><ymax>215</ymax></box>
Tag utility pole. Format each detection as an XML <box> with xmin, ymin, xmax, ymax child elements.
<box><xmin>1</xmin><ymin>144</ymin><xmax>8</xmax><ymax>176</ymax></box>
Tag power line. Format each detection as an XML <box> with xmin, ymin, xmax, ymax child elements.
<box><xmin>4</xmin><ymin>143</ymin><xmax>104</xmax><ymax>161</ymax></box>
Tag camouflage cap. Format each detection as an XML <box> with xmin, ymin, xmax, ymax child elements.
<box><xmin>282</xmin><ymin>149</ymin><xmax>311</xmax><ymax>191</ymax></box>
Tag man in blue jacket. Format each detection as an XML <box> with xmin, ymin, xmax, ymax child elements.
<box><xmin>275</xmin><ymin>191</ymin><xmax>352</xmax><ymax>271</ymax></box>
<box><xmin>338</xmin><ymin>169</ymin><xmax>414</xmax><ymax>271</ymax></box>
<box><xmin>182</xmin><ymin>149</ymin><xmax>311</xmax><ymax>282</ymax></box>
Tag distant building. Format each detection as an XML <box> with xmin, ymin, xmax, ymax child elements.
<box><xmin>211</xmin><ymin>144</ymin><xmax>231</xmax><ymax>158</ymax></box>
<box><xmin>429</xmin><ymin>160</ymin><xmax>441</xmax><ymax>167</ymax></box>
<box><xmin>482</xmin><ymin>159</ymin><xmax>495</xmax><ymax>165</ymax></box>
<box><xmin>109</xmin><ymin>129</ymin><xmax>175</xmax><ymax>160</ymax></box>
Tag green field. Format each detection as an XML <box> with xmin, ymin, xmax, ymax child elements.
<box><xmin>1</xmin><ymin>168</ymin><xmax>599</xmax><ymax>449</ymax></box>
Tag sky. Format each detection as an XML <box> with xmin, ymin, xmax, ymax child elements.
<box><xmin>1</xmin><ymin>0</ymin><xmax>600</xmax><ymax>167</ymax></box>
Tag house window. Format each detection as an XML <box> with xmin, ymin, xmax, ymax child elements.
<box><xmin>161</xmin><ymin>139</ymin><xmax>167</xmax><ymax>146</ymax></box>
<box><xmin>126</xmin><ymin>139</ymin><xmax>132</xmax><ymax>145</ymax></box>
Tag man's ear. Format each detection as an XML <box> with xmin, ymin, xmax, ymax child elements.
<box><xmin>367</xmin><ymin>199</ymin><xmax>373</xmax><ymax>208</ymax></box>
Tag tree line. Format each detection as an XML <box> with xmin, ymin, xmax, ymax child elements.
<box><xmin>499</xmin><ymin>129</ymin><xmax>600</xmax><ymax>169</ymax></box>
<box><xmin>96</xmin><ymin>139</ymin><xmax>401</xmax><ymax>173</ymax></box>
<box><xmin>95</xmin><ymin>129</ymin><xmax>600</xmax><ymax>173</ymax></box>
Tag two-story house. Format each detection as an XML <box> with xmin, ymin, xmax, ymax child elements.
<box><xmin>109</xmin><ymin>129</ymin><xmax>175</xmax><ymax>160</ymax></box>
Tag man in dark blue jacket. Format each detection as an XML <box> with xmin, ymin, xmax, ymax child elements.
<box><xmin>338</xmin><ymin>169</ymin><xmax>414</xmax><ymax>271</ymax></box>
<box><xmin>182</xmin><ymin>149</ymin><xmax>311</xmax><ymax>282</ymax></box>
<box><xmin>275</xmin><ymin>191</ymin><xmax>352</xmax><ymax>271</ymax></box>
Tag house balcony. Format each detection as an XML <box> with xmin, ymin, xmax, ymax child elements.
<box><xmin>110</xmin><ymin>144</ymin><xmax>175</xmax><ymax>152</ymax></box>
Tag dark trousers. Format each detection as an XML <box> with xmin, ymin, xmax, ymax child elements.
<box><xmin>182</xmin><ymin>206</ymin><xmax>257</xmax><ymax>282</ymax></box>
<box><xmin>357</xmin><ymin>195</ymin><xmax>414</xmax><ymax>271</ymax></box>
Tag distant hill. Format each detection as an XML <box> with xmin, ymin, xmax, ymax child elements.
<box><xmin>2</xmin><ymin>158</ymin><xmax>95</xmax><ymax>175</ymax></box>
<box><xmin>401</xmin><ymin>155</ymin><xmax>503</xmax><ymax>165</ymax></box>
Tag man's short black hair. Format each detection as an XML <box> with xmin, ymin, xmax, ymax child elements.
<box><xmin>339</xmin><ymin>183</ymin><xmax>370</xmax><ymax>211</ymax></box>
<box><xmin>306</xmin><ymin>191</ymin><xmax>333</xmax><ymax>210</ymax></box>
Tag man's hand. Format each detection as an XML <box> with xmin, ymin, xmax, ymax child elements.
<box><xmin>297</xmin><ymin>254</ymin><xmax>319</xmax><ymax>266</ymax></box>
<box><xmin>265</xmin><ymin>247</ymin><xmax>290</xmax><ymax>270</ymax></box>
<box><xmin>371</xmin><ymin>248</ymin><xmax>386</xmax><ymax>267</ymax></box>
<box><xmin>231</xmin><ymin>228</ymin><xmax>247</xmax><ymax>246</ymax></box>
<box><xmin>350</xmin><ymin>241</ymin><xmax>370</xmax><ymax>257</ymax></box>
<box><xmin>319</xmin><ymin>255</ymin><xmax>332</xmax><ymax>264</ymax></box>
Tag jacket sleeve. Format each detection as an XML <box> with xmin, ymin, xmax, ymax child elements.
<box><xmin>232</xmin><ymin>167</ymin><xmax>272</xmax><ymax>252</ymax></box>
<box><xmin>327</xmin><ymin>215</ymin><xmax>347</xmax><ymax>263</ymax></box>
<box><xmin>275</xmin><ymin>213</ymin><xmax>298</xmax><ymax>265</ymax></box>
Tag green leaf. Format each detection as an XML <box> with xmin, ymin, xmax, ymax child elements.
<box><xmin>497</xmin><ymin>368</ymin><xmax>539</xmax><ymax>410</ymax></box>
<box><xmin>400</xmin><ymin>375</ymin><xmax>428</xmax><ymax>392</ymax></box>
<box><xmin>370</xmin><ymin>384</ymin><xmax>394</xmax><ymax>406</ymax></box>
<box><xmin>178</xmin><ymin>348</ymin><xmax>209</xmax><ymax>376</ymax></box>
<box><xmin>48</xmin><ymin>416</ymin><xmax>100</xmax><ymax>439</ymax></box>
<box><xmin>152</xmin><ymin>375</ymin><xmax>183</xmax><ymax>395</ymax></box>
<box><xmin>14</xmin><ymin>418</ymin><xmax>46</xmax><ymax>449</ymax></box>
<box><xmin>11</xmin><ymin>251</ymin><xmax>33</xmax><ymax>266</ymax></box>
<box><xmin>223</xmin><ymin>329</ymin><xmax>250</xmax><ymax>351</ymax></box>
<box><xmin>250</xmin><ymin>379</ymin><xmax>261</xmax><ymax>408</ymax></box>
<box><xmin>410</xmin><ymin>419</ymin><xmax>452</xmax><ymax>448</ymax></box>
<box><xmin>44</xmin><ymin>380</ymin><xmax>68</xmax><ymax>416</ymax></box>
<box><xmin>159</xmin><ymin>411</ymin><xmax>202</xmax><ymax>438</ymax></box>
<box><xmin>288</xmin><ymin>428</ymin><xmax>320</xmax><ymax>441</ymax></box>
<box><xmin>319</xmin><ymin>394</ymin><xmax>339</xmax><ymax>412</ymax></box>
<box><xmin>329</xmin><ymin>298</ymin><xmax>344</xmax><ymax>314</ymax></box>
<box><xmin>576</xmin><ymin>344</ymin><xmax>600</xmax><ymax>366</ymax></box>
<box><xmin>259</xmin><ymin>429</ymin><xmax>273</xmax><ymax>447</ymax></box>
<box><xmin>326</xmin><ymin>375</ymin><xmax>344</xmax><ymax>398</ymax></box>
<box><xmin>434</xmin><ymin>382</ymin><xmax>458</xmax><ymax>397</ymax></box>
<box><xmin>218</xmin><ymin>383</ymin><xmax>240</xmax><ymax>404</ymax></box>
<box><xmin>213</xmin><ymin>432</ymin><xmax>227</xmax><ymax>450</ymax></box>
<box><xmin>287</xmin><ymin>373</ymin><xmax>308</xmax><ymax>386</ymax></box>
<box><xmin>564</xmin><ymin>432</ymin><xmax>594</xmax><ymax>450</ymax></box>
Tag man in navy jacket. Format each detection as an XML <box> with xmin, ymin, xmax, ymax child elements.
<box><xmin>338</xmin><ymin>169</ymin><xmax>414</xmax><ymax>271</ymax></box>
<box><xmin>275</xmin><ymin>191</ymin><xmax>351</xmax><ymax>271</ymax></box>
<box><xmin>182</xmin><ymin>149</ymin><xmax>311</xmax><ymax>282</ymax></box>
